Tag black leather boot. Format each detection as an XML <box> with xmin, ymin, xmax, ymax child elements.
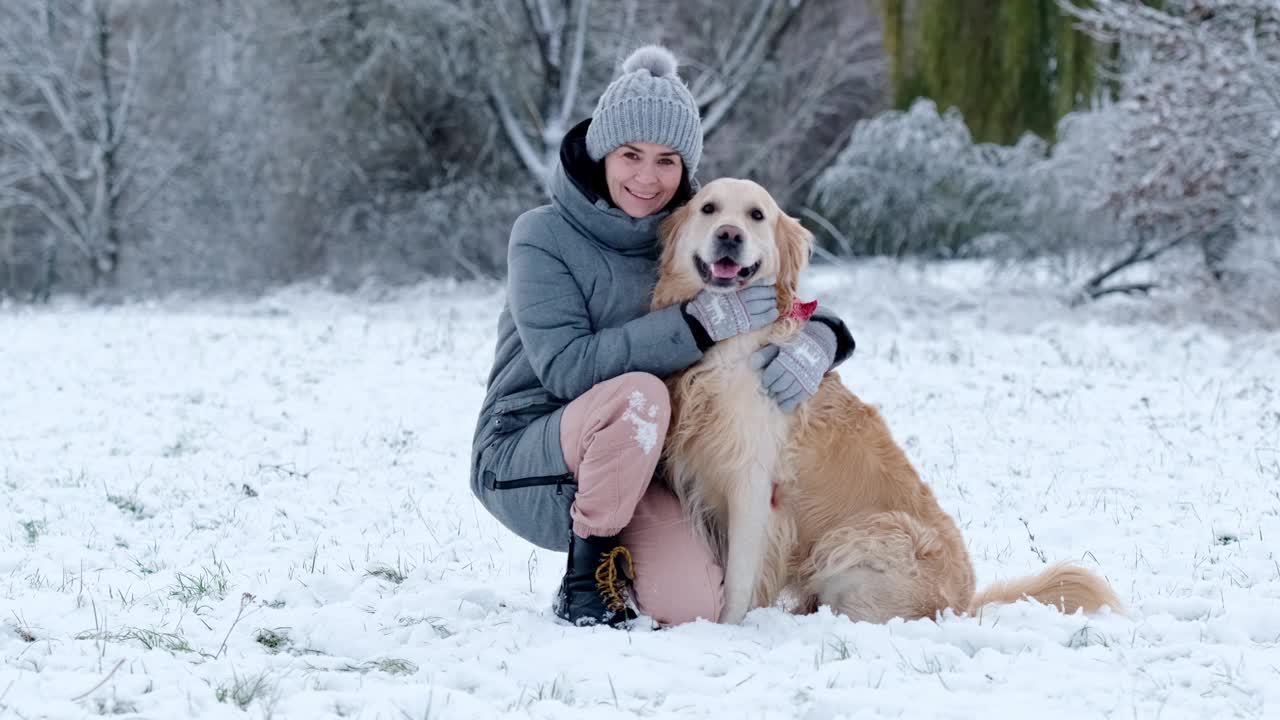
<box><xmin>554</xmin><ymin>532</ymin><xmax>637</xmax><ymax>628</ymax></box>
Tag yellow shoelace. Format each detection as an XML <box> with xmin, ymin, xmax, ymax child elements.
<box><xmin>594</xmin><ymin>545</ymin><xmax>634</xmax><ymax>614</ymax></box>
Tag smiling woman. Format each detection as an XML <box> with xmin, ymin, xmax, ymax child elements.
<box><xmin>469</xmin><ymin>44</ymin><xmax>855</xmax><ymax>629</ymax></box>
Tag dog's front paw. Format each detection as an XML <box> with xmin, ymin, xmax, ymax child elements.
<box><xmin>718</xmin><ymin>603</ymin><xmax>748</xmax><ymax>625</ymax></box>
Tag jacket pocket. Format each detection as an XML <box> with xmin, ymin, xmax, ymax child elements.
<box><xmin>483</xmin><ymin>469</ymin><xmax>575</xmax><ymax>493</ymax></box>
<box><xmin>491</xmin><ymin>388</ymin><xmax>561</xmax><ymax>435</ymax></box>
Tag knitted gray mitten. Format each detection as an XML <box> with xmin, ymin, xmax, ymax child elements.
<box><xmin>684</xmin><ymin>284</ymin><xmax>778</xmax><ymax>342</ymax></box>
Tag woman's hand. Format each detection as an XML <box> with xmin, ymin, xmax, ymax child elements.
<box><xmin>684</xmin><ymin>283</ymin><xmax>778</xmax><ymax>342</ymax></box>
<box><xmin>749</xmin><ymin>320</ymin><xmax>837</xmax><ymax>412</ymax></box>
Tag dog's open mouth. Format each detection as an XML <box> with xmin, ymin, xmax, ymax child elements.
<box><xmin>694</xmin><ymin>255</ymin><xmax>761</xmax><ymax>288</ymax></box>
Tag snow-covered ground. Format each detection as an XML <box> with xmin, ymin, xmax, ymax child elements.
<box><xmin>2</xmin><ymin>262</ymin><xmax>1278</xmax><ymax>720</ymax></box>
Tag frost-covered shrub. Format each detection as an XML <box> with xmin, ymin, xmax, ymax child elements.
<box><xmin>808</xmin><ymin>99</ymin><xmax>1087</xmax><ymax>259</ymax></box>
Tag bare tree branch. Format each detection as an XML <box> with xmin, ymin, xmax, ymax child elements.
<box><xmin>699</xmin><ymin>0</ymin><xmax>808</xmax><ymax>139</ymax></box>
<box><xmin>555</xmin><ymin>0</ymin><xmax>590</xmax><ymax>140</ymax></box>
<box><xmin>488</xmin><ymin>77</ymin><xmax>549</xmax><ymax>184</ymax></box>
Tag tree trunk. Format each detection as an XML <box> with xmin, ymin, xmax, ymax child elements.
<box><xmin>96</xmin><ymin>0</ymin><xmax>121</xmax><ymax>284</ymax></box>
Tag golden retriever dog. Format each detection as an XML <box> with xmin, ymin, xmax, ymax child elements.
<box><xmin>652</xmin><ymin>178</ymin><xmax>1121</xmax><ymax>624</ymax></box>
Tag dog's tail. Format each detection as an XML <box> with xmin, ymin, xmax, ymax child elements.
<box><xmin>968</xmin><ymin>562</ymin><xmax>1122</xmax><ymax>616</ymax></box>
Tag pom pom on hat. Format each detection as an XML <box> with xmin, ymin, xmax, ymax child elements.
<box><xmin>621</xmin><ymin>45</ymin><xmax>678</xmax><ymax>78</ymax></box>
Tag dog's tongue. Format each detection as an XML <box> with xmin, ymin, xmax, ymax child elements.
<box><xmin>712</xmin><ymin>259</ymin><xmax>741</xmax><ymax>279</ymax></box>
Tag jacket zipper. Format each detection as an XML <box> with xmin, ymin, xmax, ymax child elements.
<box><xmin>485</xmin><ymin>471</ymin><xmax>576</xmax><ymax>493</ymax></box>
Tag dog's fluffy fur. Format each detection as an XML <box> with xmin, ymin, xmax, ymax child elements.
<box><xmin>653</xmin><ymin>178</ymin><xmax>1121</xmax><ymax>624</ymax></box>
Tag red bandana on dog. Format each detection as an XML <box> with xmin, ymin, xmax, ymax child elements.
<box><xmin>787</xmin><ymin>299</ymin><xmax>818</xmax><ymax>322</ymax></box>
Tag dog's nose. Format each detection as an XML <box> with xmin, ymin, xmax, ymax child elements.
<box><xmin>715</xmin><ymin>225</ymin><xmax>743</xmax><ymax>246</ymax></box>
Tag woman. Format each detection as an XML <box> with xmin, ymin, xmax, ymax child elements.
<box><xmin>470</xmin><ymin>46</ymin><xmax>854</xmax><ymax>627</ymax></box>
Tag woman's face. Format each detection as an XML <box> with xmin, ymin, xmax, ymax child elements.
<box><xmin>603</xmin><ymin>142</ymin><xmax>684</xmax><ymax>219</ymax></box>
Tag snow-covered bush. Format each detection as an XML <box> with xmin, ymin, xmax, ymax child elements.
<box><xmin>808</xmin><ymin>99</ymin><xmax>1090</xmax><ymax>259</ymax></box>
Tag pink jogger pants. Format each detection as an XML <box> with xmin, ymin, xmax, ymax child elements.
<box><xmin>559</xmin><ymin>372</ymin><xmax>725</xmax><ymax>625</ymax></box>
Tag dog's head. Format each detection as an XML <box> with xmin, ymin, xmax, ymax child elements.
<box><xmin>654</xmin><ymin>178</ymin><xmax>812</xmax><ymax>311</ymax></box>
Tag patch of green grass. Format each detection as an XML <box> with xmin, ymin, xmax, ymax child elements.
<box><xmin>93</xmin><ymin>697</ymin><xmax>139</xmax><ymax>715</ymax></box>
<box><xmin>162</xmin><ymin>431</ymin><xmax>198</xmax><ymax>458</ymax></box>
<box><xmin>76</xmin><ymin>627</ymin><xmax>193</xmax><ymax>653</ymax></box>
<box><xmin>340</xmin><ymin>658</ymin><xmax>419</xmax><ymax>676</ymax></box>
<box><xmin>365</xmin><ymin>565</ymin><xmax>407</xmax><ymax>585</ymax></box>
<box><xmin>254</xmin><ymin>627</ymin><xmax>289</xmax><ymax>652</ymax></box>
<box><xmin>1066</xmin><ymin>624</ymin><xmax>1112</xmax><ymax>649</ymax></box>
<box><xmin>107</xmin><ymin>494</ymin><xmax>147</xmax><ymax>519</ymax></box>
<box><xmin>12</xmin><ymin>620</ymin><xmax>36</xmax><ymax>643</ymax></box>
<box><xmin>26</xmin><ymin>569</ymin><xmax>51</xmax><ymax>590</ymax></box>
<box><xmin>20</xmin><ymin>519</ymin><xmax>46</xmax><ymax>544</ymax></box>
<box><xmin>398</xmin><ymin>615</ymin><xmax>453</xmax><ymax>639</ymax></box>
<box><xmin>168</xmin><ymin>560</ymin><xmax>230</xmax><ymax>612</ymax></box>
<box><xmin>215</xmin><ymin>671</ymin><xmax>275</xmax><ymax>710</ymax></box>
<box><xmin>373</xmin><ymin>657</ymin><xmax>418</xmax><ymax>675</ymax></box>
<box><xmin>128</xmin><ymin>554</ymin><xmax>160</xmax><ymax>577</ymax></box>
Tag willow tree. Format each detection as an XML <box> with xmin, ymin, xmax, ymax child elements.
<box><xmin>880</xmin><ymin>0</ymin><xmax>1098</xmax><ymax>144</ymax></box>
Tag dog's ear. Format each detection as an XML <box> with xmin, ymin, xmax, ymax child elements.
<box><xmin>774</xmin><ymin>211</ymin><xmax>813</xmax><ymax>310</ymax></box>
<box><xmin>653</xmin><ymin>201</ymin><xmax>695</xmax><ymax>310</ymax></box>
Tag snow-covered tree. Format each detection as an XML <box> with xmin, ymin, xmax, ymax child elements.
<box><xmin>485</xmin><ymin>0</ymin><xmax>594</xmax><ymax>191</ymax></box>
<box><xmin>487</xmin><ymin>0</ymin><xmax>885</xmax><ymax>196</ymax></box>
<box><xmin>0</xmin><ymin>0</ymin><xmax>178</xmax><ymax>293</ymax></box>
<box><xmin>150</xmin><ymin>0</ymin><xmax>526</xmax><ymax>287</ymax></box>
<box><xmin>1059</xmin><ymin>0</ymin><xmax>1280</xmax><ymax>298</ymax></box>
<box><xmin>677</xmin><ymin>0</ymin><xmax>885</xmax><ymax>206</ymax></box>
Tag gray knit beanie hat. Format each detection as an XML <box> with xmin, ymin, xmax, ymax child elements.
<box><xmin>586</xmin><ymin>45</ymin><xmax>703</xmax><ymax>175</ymax></box>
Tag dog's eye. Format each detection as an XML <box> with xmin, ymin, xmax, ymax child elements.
<box><xmin>750</xmin><ymin>208</ymin><xmax>765</xmax><ymax>222</ymax></box>
<box><xmin>700</xmin><ymin>202</ymin><xmax>716</xmax><ymax>215</ymax></box>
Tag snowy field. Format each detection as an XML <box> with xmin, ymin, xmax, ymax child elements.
<box><xmin>2</xmin><ymin>262</ymin><xmax>1278</xmax><ymax>720</ymax></box>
